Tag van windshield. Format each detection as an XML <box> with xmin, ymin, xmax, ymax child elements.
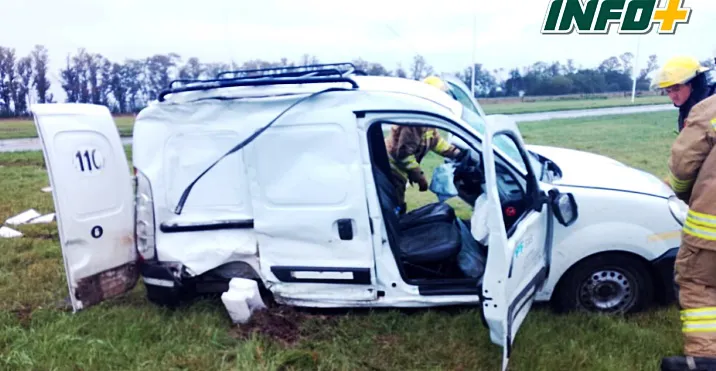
<box><xmin>460</xmin><ymin>106</ymin><xmax>543</xmax><ymax>177</ymax></box>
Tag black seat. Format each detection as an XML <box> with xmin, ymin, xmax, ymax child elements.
<box><xmin>368</xmin><ymin>124</ymin><xmax>463</xmax><ymax>270</ymax></box>
<box><xmin>373</xmin><ymin>165</ymin><xmax>462</xmax><ymax>266</ymax></box>
<box><xmin>399</xmin><ymin>202</ymin><xmax>456</xmax><ymax>231</ymax></box>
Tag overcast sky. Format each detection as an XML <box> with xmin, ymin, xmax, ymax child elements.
<box><xmin>2</xmin><ymin>0</ymin><xmax>715</xmax><ymax>100</ymax></box>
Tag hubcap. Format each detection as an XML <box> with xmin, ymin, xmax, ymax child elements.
<box><xmin>578</xmin><ymin>269</ymin><xmax>635</xmax><ymax>313</ymax></box>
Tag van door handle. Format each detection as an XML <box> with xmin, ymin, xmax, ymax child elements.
<box><xmin>337</xmin><ymin>219</ymin><xmax>354</xmax><ymax>240</ymax></box>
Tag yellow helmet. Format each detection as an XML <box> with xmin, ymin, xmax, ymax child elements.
<box><xmin>422</xmin><ymin>75</ymin><xmax>449</xmax><ymax>92</ymax></box>
<box><xmin>654</xmin><ymin>56</ymin><xmax>710</xmax><ymax>89</ymax></box>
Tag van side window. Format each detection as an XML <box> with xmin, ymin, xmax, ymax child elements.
<box><xmin>492</xmin><ymin>132</ymin><xmax>532</xmax><ymax>233</ymax></box>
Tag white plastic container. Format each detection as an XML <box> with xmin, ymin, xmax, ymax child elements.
<box><xmin>221</xmin><ymin>278</ymin><xmax>266</xmax><ymax>324</ymax></box>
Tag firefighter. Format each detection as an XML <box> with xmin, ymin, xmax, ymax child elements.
<box><xmin>657</xmin><ymin>56</ymin><xmax>716</xmax><ymax>133</ymax></box>
<box><xmin>384</xmin><ymin>75</ymin><xmax>469</xmax><ymax>214</ymax></box>
<box><xmin>385</xmin><ymin>124</ymin><xmax>467</xmax><ymax>214</ymax></box>
<box><xmin>658</xmin><ymin>57</ymin><xmax>716</xmax><ymax>371</ymax></box>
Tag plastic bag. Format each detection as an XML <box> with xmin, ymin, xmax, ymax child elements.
<box><xmin>429</xmin><ymin>163</ymin><xmax>459</xmax><ymax>203</ymax></box>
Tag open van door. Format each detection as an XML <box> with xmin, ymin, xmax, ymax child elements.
<box><xmin>480</xmin><ymin>115</ymin><xmax>553</xmax><ymax>371</ymax></box>
<box><xmin>31</xmin><ymin>103</ymin><xmax>138</xmax><ymax>312</ymax></box>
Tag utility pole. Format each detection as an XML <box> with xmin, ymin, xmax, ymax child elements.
<box><xmin>631</xmin><ymin>36</ymin><xmax>642</xmax><ymax>103</ymax></box>
<box><xmin>471</xmin><ymin>13</ymin><xmax>476</xmax><ymax>97</ymax></box>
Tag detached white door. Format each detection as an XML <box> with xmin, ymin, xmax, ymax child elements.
<box><xmin>31</xmin><ymin>103</ymin><xmax>137</xmax><ymax>312</ymax></box>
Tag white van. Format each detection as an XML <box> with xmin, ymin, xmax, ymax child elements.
<box><xmin>31</xmin><ymin>63</ymin><xmax>683</xmax><ymax>371</ymax></box>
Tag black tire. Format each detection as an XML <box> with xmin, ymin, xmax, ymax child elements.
<box><xmin>552</xmin><ymin>253</ymin><xmax>655</xmax><ymax>315</ymax></box>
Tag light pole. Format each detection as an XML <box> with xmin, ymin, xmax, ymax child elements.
<box><xmin>471</xmin><ymin>13</ymin><xmax>476</xmax><ymax>97</ymax></box>
<box><xmin>631</xmin><ymin>36</ymin><xmax>642</xmax><ymax>103</ymax></box>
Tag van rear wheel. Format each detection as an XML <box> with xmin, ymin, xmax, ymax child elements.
<box><xmin>553</xmin><ymin>253</ymin><xmax>654</xmax><ymax>315</ymax></box>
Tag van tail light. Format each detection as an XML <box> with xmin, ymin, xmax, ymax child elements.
<box><xmin>134</xmin><ymin>167</ymin><xmax>156</xmax><ymax>261</ymax></box>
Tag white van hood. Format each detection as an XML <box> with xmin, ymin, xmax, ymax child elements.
<box><xmin>526</xmin><ymin>145</ymin><xmax>673</xmax><ymax>198</ymax></box>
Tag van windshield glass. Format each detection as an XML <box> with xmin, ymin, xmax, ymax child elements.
<box><xmin>447</xmin><ymin>81</ymin><xmax>481</xmax><ymax>116</ymax></box>
<box><xmin>460</xmin><ymin>107</ymin><xmax>542</xmax><ymax>176</ymax></box>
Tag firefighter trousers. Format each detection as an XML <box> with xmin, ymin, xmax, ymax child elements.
<box><xmin>676</xmin><ymin>242</ymin><xmax>716</xmax><ymax>357</ymax></box>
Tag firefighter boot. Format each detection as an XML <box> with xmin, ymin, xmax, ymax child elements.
<box><xmin>661</xmin><ymin>356</ymin><xmax>716</xmax><ymax>371</ymax></box>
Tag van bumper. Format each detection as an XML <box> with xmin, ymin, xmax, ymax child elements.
<box><xmin>650</xmin><ymin>247</ymin><xmax>679</xmax><ymax>304</ymax></box>
<box><xmin>140</xmin><ymin>260</ymin><xmax>186</xmax><ymax>307</ymax></box>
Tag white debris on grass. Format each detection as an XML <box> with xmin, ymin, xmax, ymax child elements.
<box><xmin>5</xmin><ymin>209</ymin><xmax>41</xmax><ymax>226</ymax></box>
<box><xmin>0</xmin><ymin>226</ymin><xmax>22</xmax><ymax>238</ymax></box>
<box><xmin>29</xmin><ymin>213</ymin><xmax>55</xmax><ymax>224</ymax></box>
<box><xmin>1</xmin><ymin>188</ymin><xmax>57</xmax><ymax>238</ymax></box>
<box><xmin>4</xmin><ymin>209</ymin><xmax>55</xmax><ymax>226</ymax></box>
<box><xmin>221</xmin><ymin>277</ymin><xmax>267</xmax><ymax>324</ymax></box>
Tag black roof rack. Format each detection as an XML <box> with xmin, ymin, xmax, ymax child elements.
<box><xmin>215</xmin><ymin>62</ymin><xmax>359</xmax><ymax>79</ymax></box>
<box><xmin>167</xmin><ymin>62</ymin><xmax>364</xmax><ymax>89</ymax></box>
<box><xmin>159</xmin><ymin>62</ymin><xmax>363</xmax><ymax>102</ymax></box>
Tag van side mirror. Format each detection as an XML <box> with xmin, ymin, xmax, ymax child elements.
<box><xmin>550</xmin><ymin>190</ymin><xmax>578</xmax><ymax>227</ymax></box>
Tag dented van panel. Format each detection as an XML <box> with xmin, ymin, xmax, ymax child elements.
<box><xmin>30</xmin><ymin>64</ymin><xmax>682</xmax><ymax>371</ymax></box>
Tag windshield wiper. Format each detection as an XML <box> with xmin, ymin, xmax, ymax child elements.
<box><xmin>173</xmin><ymin>86</ymin><xmax>350</xmax><ymax>214</ymax></box>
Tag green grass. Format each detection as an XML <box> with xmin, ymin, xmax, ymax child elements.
<box><xmin>0</xmin><ymin>96</ymin><xmax>671</xmax><ymax>140</ymax></box>
<box><xmin>0</xmin><ymin>116</ymin><xmax>135</xmax><ymax>140</ymax></box>
<box><xmin>0</xmin><ymin>111</ymin><xmax>684</xmax><ymax>370</ymax></box>
<box><xmin>480</xmin><ymin>95</ymin><xmax>671</xmax><ymax>115</ymax></box>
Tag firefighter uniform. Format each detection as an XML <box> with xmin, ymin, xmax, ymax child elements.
<box><xmin>385</xmin><ymin>125</ymin><xmax>464</xmax><ymax>213</ymax></box>
<box><xmin>657</xmin><ymin>56</ymin><xmax>716</xmax><ymax>371</ymax></box>
<box><xmin>669</xmin><ymin>94</ymin><xmax>716</xmax><ymax>353</ymax></box>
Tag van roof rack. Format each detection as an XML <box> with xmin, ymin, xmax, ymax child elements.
<box><xmin>216</xmin><ymin>62</ymin><xmax>364</xmax><ymax>80</ymax></box>
<box><xmin>159</xmin><ymin>62</ymin><xmax>363</xmax><ymax>102</ymax></box>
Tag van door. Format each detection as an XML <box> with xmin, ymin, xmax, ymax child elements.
<box><xmin>245</xmin><ymin>109</ymin><xmax>377</xmax><ymax>302</ymax></box>
<box><xmin>480</xmin><ymin>115</ymin><xmax>552</xmax><ymax>371</ymax></box>
<box><xmin>31</xmin><ymin>103</ymin><xmax>138</xmax><ymax>312</ymax></box>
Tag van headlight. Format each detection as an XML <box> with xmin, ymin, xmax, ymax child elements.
<box><xmin>668</xmin><ymin>195</ymin><xmax>687</xmax><ymax>226</ymax></box>
<box><xmin>134</xmin><ymin>168</ymin><xmax>156</xmax><ymax>261</ymax></box>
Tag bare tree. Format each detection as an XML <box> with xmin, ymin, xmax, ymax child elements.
<box><xmin>0</xmin><ymin>47</ymin><xmax>9</xmax><ymax>115</ymax></box>
<box><xmin>15</xmin><ymin>56</ymin><xmax>32</xmax><ymax>115</ymax></box>
<box><xmin>31</xmin><ymin>45</ymin><xmax>52</xmax><ymax>103</ymax></box>
<box><xmin>410</xmin><ymin>54</ymin><xmax>433</xmax><ymax>80</ymax></box>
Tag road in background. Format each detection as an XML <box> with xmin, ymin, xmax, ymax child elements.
<box><xmin>507</xmin><ymin>103</ymin><xmax>674</xmax><ymax>122</ymax></box>
<box><xmin>0</xmin><ymin>104</ymin><xmax>676</xmax><ymax>153</ymax></box>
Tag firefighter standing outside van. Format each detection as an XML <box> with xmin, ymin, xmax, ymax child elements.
<box><xmin>658</xmin><ymin>56</ymin><xmax>716</xmax><ymax>371</ymax></box>
<box><xmin>384</xmin><ymin>76</ymin><xmax>468</xmax><ymax>214</ymax></box>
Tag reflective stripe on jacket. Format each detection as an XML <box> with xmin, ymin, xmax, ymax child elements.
<box><xmin>385</xmin><ymin>125</ymin><xmax>461</xmax><ymax>183</ymax></box>
<box><xmin>668</xmin><ymin>94</ymin><xmax>716</xmax><ymax>250</ymax></box>
<box><xmin>681</xmin><ymin>306</ymin><xmax>716</xmax><ymax>333</ymax></box>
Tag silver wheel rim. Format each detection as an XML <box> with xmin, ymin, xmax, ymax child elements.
<box><xmin>578</xmin><ymin>269</ymin><xmax>636</xmax><ymax>313</ymax></box>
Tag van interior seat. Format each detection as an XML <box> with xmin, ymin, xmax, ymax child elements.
<box><xmin>368</xmin><ymin>123</ymin><xmax>464</xmax><ymax>270</ymax></box>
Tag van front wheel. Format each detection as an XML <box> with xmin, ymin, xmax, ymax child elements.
<box><xmin>552</xmin><ymin>253</ymin><xmax>654</xmax><ymax>315</ymax></box>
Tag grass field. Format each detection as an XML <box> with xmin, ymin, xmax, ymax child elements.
<box><xmin>0</xmin><ymin>115</ymin><xmax>135</xmax><ymax>140</ymax></box>
<box><xmin>478</xmin><ymin>95</ymin><xmax>670</xmax><ymax>114</ymax></box>
<box><xmin>0</xmin><ymin>95</ymin><xmax>672</xmax><ymax>140</ymax></box>
<box><xmin>0</xmin><ymin>110</ymin><xmax>684</xmax><ymax>370</ymax></box>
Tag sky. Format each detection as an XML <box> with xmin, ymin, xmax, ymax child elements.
<box><xmin>2</xmin><ymin>0</ymin><xmax>715</xmax><ymax>101</ymax></box>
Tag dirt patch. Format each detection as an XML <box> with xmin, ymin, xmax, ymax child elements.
<box><xmin>12</xmin><ymin>305</ymin><xmax>33</xmax><ymax>328</ymax></box>
<box><xmin>375</xmin><ymin>334</ymin><xmax>401</xmax><ymax>349</ymax></box>
<box><xmin>229</xmin><ymin>307</ymin><xmax>336</xmax><ymax>346</ymax></box>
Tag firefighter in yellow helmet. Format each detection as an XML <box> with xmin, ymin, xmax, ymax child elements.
<box><xmin>384</xmin><ymin>75</ymin><xmax>468</xmax><ymax>214</ymax></box>
<box><xmin>656</xmin><ymin>56</ymin><xmax>716</xmax><ymax>132</ymax></box>
<box><xmin>659</xmin><ymin>57</ymin><xmax>716</xmax><ymax>371</ymax></box>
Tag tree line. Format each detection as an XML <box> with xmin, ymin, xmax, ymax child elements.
<box><xmin>1</xmin><ymin>44</ymin><xmax>714</xmax><ymax>118</ymax></box>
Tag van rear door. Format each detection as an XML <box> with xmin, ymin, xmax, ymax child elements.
<box><xmin>31</xmin><ymin>103</ymin><xmax>138</xmax><ymax>312</ymax></box>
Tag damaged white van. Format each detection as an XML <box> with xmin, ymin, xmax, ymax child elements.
<box><xmin>31</xmin><ymin>63</ymin><xmax>681</xmax><ymax>369</ymax></box>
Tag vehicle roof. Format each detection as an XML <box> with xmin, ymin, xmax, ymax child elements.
<box><xmin>351</xmin><ymin>75</ymin><xmax>464</xmax><ymax>112</ymax></box>
<box><xmin>152</xmin><ymin>74</ymin><xmax>465</xmax><ymax>118</ymax></box>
